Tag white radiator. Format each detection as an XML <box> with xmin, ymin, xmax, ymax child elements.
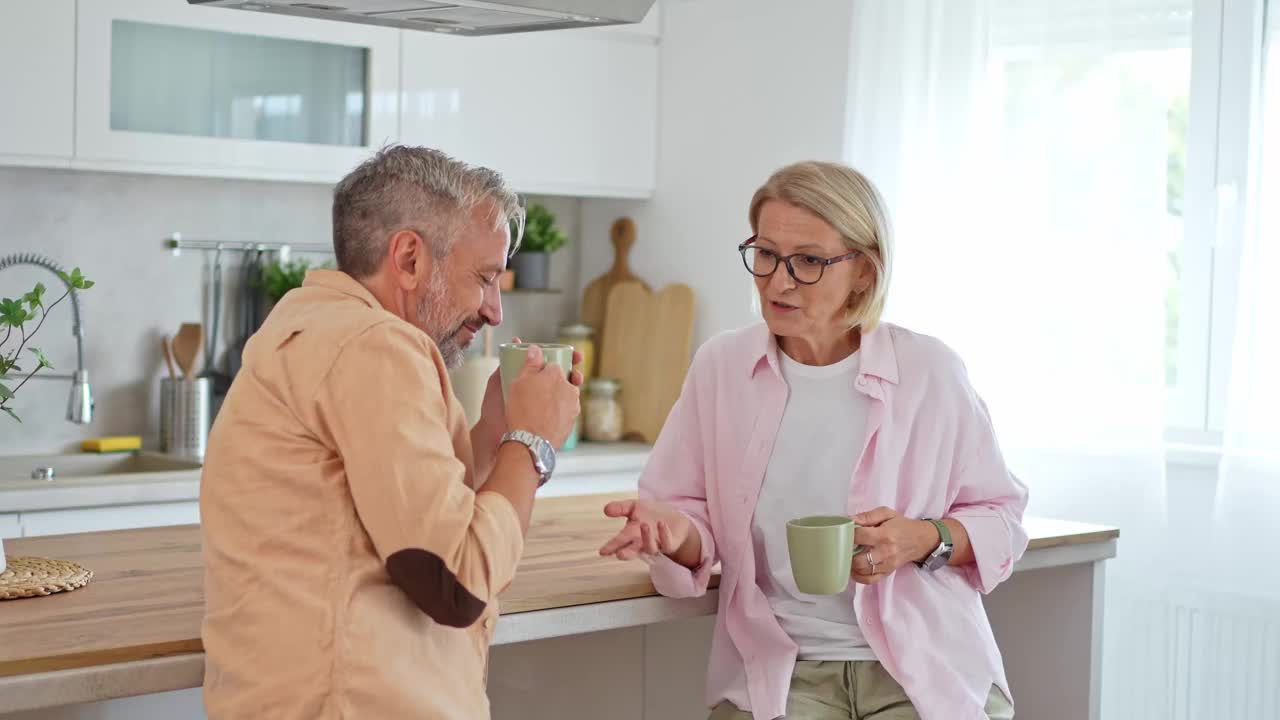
<box><xmin>1103</xmin><ymin>583</ymin><xmax>1280</xmax><ymax>719</ymax></box>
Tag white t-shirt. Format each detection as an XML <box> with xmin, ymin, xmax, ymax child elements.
<box><xmin>750</xmin><ymin>348</ymin><xmax>876</xmax><ymax>661</ymax></box>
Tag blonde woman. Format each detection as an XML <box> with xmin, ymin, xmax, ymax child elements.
<box><xmin>599</xmin><ymin>161</ymin><xmax>1029</xmax><ymax>720</ymax></box>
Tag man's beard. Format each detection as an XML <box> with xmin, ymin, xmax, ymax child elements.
<box><xmin>417</xmin><ymin>269</ymin><xmax>482</xmax><ymax>370</ymax></box>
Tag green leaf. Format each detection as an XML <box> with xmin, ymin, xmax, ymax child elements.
<box><xmin>29</xmin><ymin>347</ymin><xmax>52</xmax><ymax>370</ymax></box>
<box><xmin>0</xmin><ymin>382</ymin><xmax>12</xmax><ymax>401</ymax></box>
<box><xmin>516</xmin><ymin>202</ymin><xmax>567</xmax><ymax>254</ymax></box>
<box><xmin>23</xmin><ymin>283</ymin><xmax>46</xmax><ymax>311</ymax></box>
<box><xmin>1</xmin><ymin>406</ymin><xmax>19</xmax><ymax>423</ymax></box>
<box><xmin>0</xmin><ymin>298</ymin><xmax>29</xmax><ymax>326</ymax></box>
<box><xmin>256</xmin><ymin>258</ymin><xmax>315</xmax><ymax>303</ymax></box>
<box><xmin>67</xmin><ymin>267</ymin><xmax>93</xmax><ymax>290</ymax></box>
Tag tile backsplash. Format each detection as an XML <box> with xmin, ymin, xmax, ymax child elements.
<box><xmin>0</xmin><ymin>166</ymin><xmax>583</xmax><ymax>454</ymax></box>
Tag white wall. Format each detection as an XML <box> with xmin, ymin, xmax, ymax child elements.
<box><xmin>577</xmin><ymin>0</ymin><xmax>857</xmax><ymax>348</ymax></box>
<box><xmin>0</xmin><ymin>166</ymin><xmax>582</xmax><ymax>455</ymax></box>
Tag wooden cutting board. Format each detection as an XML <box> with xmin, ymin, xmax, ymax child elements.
<box><xmin>598</xmin><ymin>281</ymin><xmax>695</xmax><ymax>444</ymax></box>
<box><xmin>581</xmin><ymin>218</ymin><xmax>649</xmax><ymax>373</ymax></box>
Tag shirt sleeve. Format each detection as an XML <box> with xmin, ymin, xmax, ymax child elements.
<box><xmin>947</xmin><ymin>376</ymin><xmax>1030</xmax><ymax>595</ymax></box>
<box><xmin>640</xmin><ymin>353</ymin><xmax>718</xmax><ymax>598</ymax></box>
<box><xmin>316</xmin><ymin>321</ymin><xmax>524</xmax><ymax>627</ymax></box>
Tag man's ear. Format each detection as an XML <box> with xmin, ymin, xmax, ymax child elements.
<box><xmin>387</xmin><ymin>230</ymin><xmax>432</xmax><ymax>291</ymax></box>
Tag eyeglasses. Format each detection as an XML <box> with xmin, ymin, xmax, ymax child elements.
<box><xmin>737</xmin><ymin>236</ymin><xmax>861</xmax><ymax>285</ymax></box>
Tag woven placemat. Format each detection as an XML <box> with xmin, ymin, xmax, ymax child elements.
<box><xmin>0</xmin><ymin>556</ymin><xmax>93</xmax><ymax>600</ymax></box>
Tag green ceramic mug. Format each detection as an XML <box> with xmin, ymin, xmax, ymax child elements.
<box><xmin>786</xmin><ymin>515</ymin><xmax>861</xmax><ymax>595</ymax></box>
<box><xmin>498</xmin><ymin>342</ymin><xmax>575</xmax><ymax>400</ymax></box>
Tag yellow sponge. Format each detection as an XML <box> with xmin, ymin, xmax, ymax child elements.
<box><xmin>81</xmin><ymin>436</ymin><xmax>142</xmax><ymax>453</ymax></box>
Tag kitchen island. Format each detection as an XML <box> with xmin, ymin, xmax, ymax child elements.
<box><xmin>0</xmin><ymin>493</ymin><xmax>1117</xmax><ymax>720</ymax></box>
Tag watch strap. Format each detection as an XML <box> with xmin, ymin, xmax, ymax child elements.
<box><xmin>916</xmin><ymin>518</ymin><xmax>953</xmax><ymax>570</ymax></box>
<box><xmin>500</xmin><ymin>430</ymin><xmax>554</xmax><ymax>487</ymax></box>
<box><xmin>926</xmin><ymin>518</ymin><xmax>952</xmax><ymax>547</ymax></box>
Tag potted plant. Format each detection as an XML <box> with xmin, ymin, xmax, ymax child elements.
<box><xmin>509</xmin><ymin>202</ymin><xmax>567</xmax><ymax>290</ymax></box>
<box><xmin>257</xmin><ymin>257</ymin><xmax>324</xmax><ymax>305</ymax></box>
<box><xmin>1</xmin><ymin>267</ymin><xmax>94</xmax><ymax>423</ymax></box>
<box><xmin>1</xmin><ymin>265</ymin><xmax>93</xmax><ymax>574</ymax></box>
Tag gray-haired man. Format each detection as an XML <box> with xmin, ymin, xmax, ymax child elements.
<box><xmin>200</xmin><ymin>145</ymin><xmax>582</xmax><ymax>719</ymax></box>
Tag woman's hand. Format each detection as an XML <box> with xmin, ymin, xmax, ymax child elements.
<box><xmin>598</xmin><ymin>499</ymin><xmax>700</xmax><ymax>568</ymax></box>
<box><xmin>849</xmin><ymin>507</ymin><xmax>942</xmax><ymax>585</ymax></box>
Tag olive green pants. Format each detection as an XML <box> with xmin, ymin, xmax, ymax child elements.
<box><xmin>709</xmin><ymin>661</ymin><xmax>1014</xmax><ymax>720</ymax></box>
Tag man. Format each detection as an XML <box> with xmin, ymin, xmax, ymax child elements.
<box><xmin>200</xmin><ymin>145</ymin><xmax>581</xmax><ymax>719</ymax></box>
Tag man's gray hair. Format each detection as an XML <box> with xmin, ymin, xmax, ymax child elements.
<box><xmin>332</xmin><ymin>144</ymin><xmax>525</xmax><ymax>278</ymax></box>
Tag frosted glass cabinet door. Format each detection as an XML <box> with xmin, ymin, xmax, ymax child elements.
<box><xmin>76</xmin><ymin>0</ymin><xmax>400</xmax><ymax>182</ymax></box>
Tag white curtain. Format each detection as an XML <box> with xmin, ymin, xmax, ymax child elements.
<box><xmin>1208</xmin><ymin>0</ymin><xmax>1280</xmax><ymax>635</ymax></box>
<box><xmin>845</xmin><ymin>0</ymin><xmax>1174</xmax><ymax>558</ymax></box>
<box><xmin>844</xmin><ymin>0</ymin><xmax>1279</xmax><ymax>716</ymax></box>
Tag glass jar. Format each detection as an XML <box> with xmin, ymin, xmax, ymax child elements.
<box><xmin>556</xmin><ymin>323</ymin><xmax>596</xmax><ymax>380</ymax></box>
<box><xmin>583</xmin><ymin>378</ymin><xmax>624</xmax><ymax>442</ymax></box>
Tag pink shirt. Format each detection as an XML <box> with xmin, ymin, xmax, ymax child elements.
<box><xmin>642</xmin><ymin>321</ymin><xmax>1029</xmax><ymax>720</ymax></box>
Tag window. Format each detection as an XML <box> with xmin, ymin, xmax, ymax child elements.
<box><xmin>846</xmin><ymin>0</ymin><xmax>1269</xmax><ymax>443</ymax></box>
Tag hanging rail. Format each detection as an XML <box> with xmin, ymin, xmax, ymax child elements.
<box><xmin>163</xmin><ymin>233</ymin><xmax>332</xmax><ymax>261</ymax></box>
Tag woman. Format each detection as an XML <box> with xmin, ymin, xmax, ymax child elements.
<box><xmin>598</xmin><ymin>161</ymin><xmax>1029</xmax><ymax>720</ymax></box>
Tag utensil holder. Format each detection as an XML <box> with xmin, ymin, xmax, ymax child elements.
<box><xmin>160</xmin><ymin>377</ymin><xmax>210</xmax><ymax>459</ymax></box>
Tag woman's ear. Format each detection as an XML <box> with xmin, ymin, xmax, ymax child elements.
<box><xmin>855</xmin><ymin>256</ymin><xmax>876</xmax><ymax>294</ymax></box>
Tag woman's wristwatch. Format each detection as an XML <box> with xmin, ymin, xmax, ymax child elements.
<box><xmin>916</xmin><ymin>518</ymin><xmax>953</xmax><ymax>571</ymax></box>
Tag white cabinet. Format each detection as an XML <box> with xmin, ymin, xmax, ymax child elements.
<box><xmin>0</xmin><ymin>1</ymin><xmax>660</xmax><ymax>195</ymax></box>
<box><xmin>18</xmin><ymin>501</ymin><xmax>200</xmax><ymax>538</ymax></box>
<box><xmin>73</xmin><ymin>0</ymin><xmax>400</xmax><ymax>183</ymax></box>
<box><xmin>400</xmin><ymin>27</ymin><xmax>658</xmax><ymax>197</ymax></box>
<box><xmin>0</xmin><ymin>1</ymin><xmax>75</xmax><ymax>166</ymax></box>
<box><xmin>0</xmin><ymin>513</ymin><xmax>20</xmax><ymax>540</ymax></box>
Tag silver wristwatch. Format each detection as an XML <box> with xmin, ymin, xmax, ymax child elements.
<box><xmin>500</xmin><ymin>430</ymin><xmax>556</xmax><ymax>487</ymax></box>
<box><xmin>916</xmin><ymin>518</ymin><xmax>953</xmax><ymax>571</ymax></box>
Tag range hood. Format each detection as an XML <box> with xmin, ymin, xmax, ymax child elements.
<box><xmin>187</xmin><ymin>0</ymin><xmax>655</xmax><ymax>36</ymax></box>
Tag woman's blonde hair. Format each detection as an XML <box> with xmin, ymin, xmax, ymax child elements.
<box><xmin>748</xmin><ymin>161</ymin><xmax>893</xmax><ymax>330</ymax></box>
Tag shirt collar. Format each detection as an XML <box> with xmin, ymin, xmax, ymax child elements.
<box><xmin>746</xmin><ymin>322</ymin><xmax>899</xmax><ymax>385</ymax></box>
<box><xmin>302</xmin><ymin>268</ymin><xmax>381</xmax><ymax>309</ymax></box>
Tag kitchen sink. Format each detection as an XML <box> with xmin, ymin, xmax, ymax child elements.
<box><xmin>0</xmin><ymin>452</ymin><xmax>202</xmax><ymax>483</ymax></box>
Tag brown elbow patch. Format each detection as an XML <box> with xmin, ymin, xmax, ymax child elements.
<box><xmin>385</xmin><ymin>548</ymin><xmax>486</xmax><ymax>628</ymax></box>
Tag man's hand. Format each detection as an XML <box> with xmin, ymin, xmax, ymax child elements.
<box><xmin>471</xmin><ymin>337</ymin><xmax>584</xmax><ymax>482</ymax></box>
<box><xmin>469</xmin><ymin>367</ymin><xmax>507</xmax><ymax>483</ymax></box>
<box><xmin>505</xmin><ymin>344</ymin><xmax>580</xmax><ymax>448</ymax></box>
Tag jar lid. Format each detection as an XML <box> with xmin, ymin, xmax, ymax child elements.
<box><xmin>585</xmin><ymin>377</ymin><xmax>620</xmax><ymax>395</ymax></box>
<box><xmin>558</xmin><ymin>323</ymin><xmax>594</xmax><ymax>338</ymax></box>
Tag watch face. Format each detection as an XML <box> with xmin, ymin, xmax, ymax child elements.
<box><xmin>536</xmin><ymin>441</ymin><xmax>556</xmax><ymax>474</ymax></box>
<box><xmin>928</xmin><ymin>548</ymin><xmax>952</xmax><ymax>570</ymax></box>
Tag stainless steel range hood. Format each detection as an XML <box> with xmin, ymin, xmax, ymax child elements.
<box><xmin>187</xmin><ymin>0</ymin><xmax>655</xmax><ymax>36</ymax></box>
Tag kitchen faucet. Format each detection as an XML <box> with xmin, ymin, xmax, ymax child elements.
<box><xmin>0</xmin><ymin>252</ymin><xmax>93</xmax><ymax>424</ymax></box>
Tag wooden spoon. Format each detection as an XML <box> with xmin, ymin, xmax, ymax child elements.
<box><xmin>161</xmin><ymin>336</ymin><xmax>177</xmax><ymax>380</ymax></box>
<box><xmin>172</xmin><ymin>323</ymin><xmax>203</xmax><ymax>380</ymax></box>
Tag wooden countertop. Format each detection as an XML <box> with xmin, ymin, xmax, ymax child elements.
<box><xmin>0</xmin><ymin>492</ymin><xmax>1116</xmax><ymax>679</ymax></box>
